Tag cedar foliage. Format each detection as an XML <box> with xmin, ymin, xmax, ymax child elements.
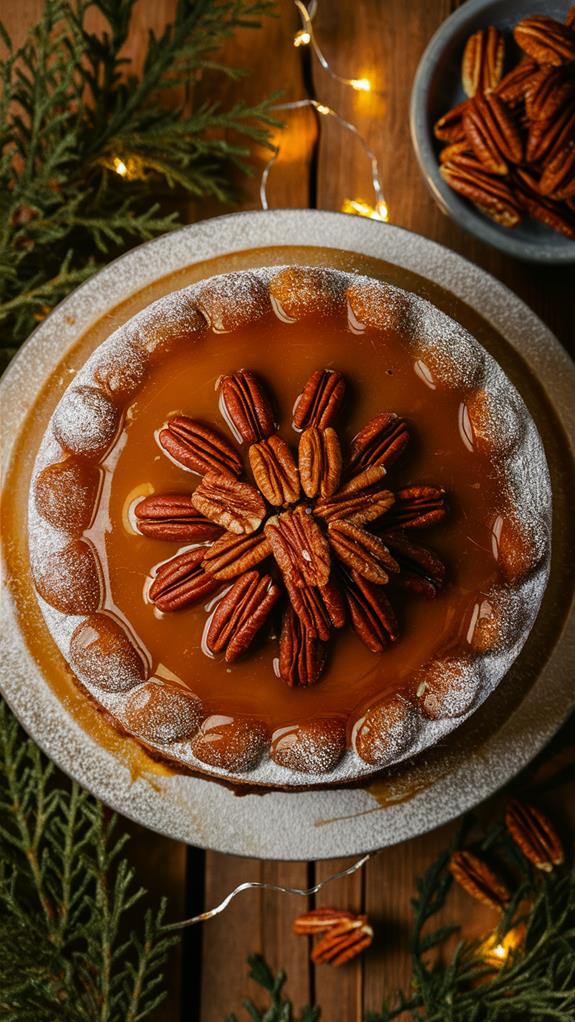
<box><xmin>0</xmin><ymin>0</ymin><xmax>277</xmax><ymax>363</ymax></box>
<box><xmin>0</xmin><ymin>701</ymin><xmax>177</xmax><ymax>1020</ymax></box>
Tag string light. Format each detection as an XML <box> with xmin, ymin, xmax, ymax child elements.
<box><xmin>108</xmin><ymin>155</ymin><xmax>145</xmax><ymax>180</ymax></box>
<box><xmin>293</xmin><ymin>0</ymin><xmax>373</xmax><ymax>93</ymax></box>
<box><xmin>113</xmin><ymin>158</ymin><xmax>128</xmax><ymax>177</ymax></box>
<box><xmin>161</xmin><ymin>852</ymin><xmax>373</xmax><ymax>932</ymax></box>
<box><xmin>341</xmin><ymin>197</ymin><xmax>389</xmax><ymax>222</ymax></box>
<box><xmin>261</xmin><ymin>2</ymin><xmax>387</xmax><ymax>220</ymax></box>
<box><xmin>293</xmin><ymin>28</ymin><xmax>311</xmax><ymax>47</ymax></box>
<box><xmin>260</xmin><ymin>99</ymin><xmax>388</xmax><ymax>222</ymax></box>
<box><xmin>482</xmin><ymin>925</ymin><xmax>524</xmax><ymax>968</ymax></box>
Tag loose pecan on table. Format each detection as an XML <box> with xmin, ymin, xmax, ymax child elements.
<box><xmin>504</xmin><ymin>800</ymin><xmax>565</xmax><ymax>872</ymax></box>
<box><xmin>293</xmin><ymin>908</ymin><xmax>374</xmax><ymax>967</ymax></box>
<box><xmin>449</xmin><ymin>851</ymin><xmax>510</xmax><ymax>910</ymax></box>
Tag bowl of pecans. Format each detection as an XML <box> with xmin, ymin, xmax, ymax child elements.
<box><xmin>410</xmin><ymin>0</ymin><xmax>575</xmax><ymax>262</ymax></box>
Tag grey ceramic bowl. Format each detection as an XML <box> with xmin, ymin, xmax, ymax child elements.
<box><xmin>410</xmin><ymin>0</ymin><xmax>575</xmax><ymax>263</ymax></box>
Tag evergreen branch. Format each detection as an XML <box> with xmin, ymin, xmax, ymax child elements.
<box><xmin>225</xmin><ymin>954</ymin><xmax>321</xmax><ymax>1022</ymax></box>
<box><xmin>0</xmin><ymin>701</ymin><xmax>177</xmax><ymax>1021</ymax></box>
<box><xmin>0</xmin><ymin>0</ymin><xmax>278</xmax><ymax>353</ymax></box>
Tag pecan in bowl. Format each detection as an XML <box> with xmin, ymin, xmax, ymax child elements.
<box><xmin>411</xmin><ymin>1</ymin><xmax>575</xmax><ymax>260</ymax></box>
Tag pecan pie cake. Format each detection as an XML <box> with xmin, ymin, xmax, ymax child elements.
<box><xmin>28</xmin><ymin>266</ymin><xmax>551</xmax><ymax>788</ymax></box>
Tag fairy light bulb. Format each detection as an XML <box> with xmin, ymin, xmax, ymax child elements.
<box><xmin>294</xmin><ymin>29</ymin><xmax>311</xmax><ymax>46</ymax></box>
<box><xmin>341</xmin><ymin>197</ymin><xmax>390</xmax><ymax>222</ymax></box>
<box><xmin>351</xmin><ymin>77</ymin><xmax>371</xmax><ymax>92</ymax></box>
<box><xmin>112</xmin><ymin>158</ymin><xmax>128</xmax><ymax>177</ymax></box>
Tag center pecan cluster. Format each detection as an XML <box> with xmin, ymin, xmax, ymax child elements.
<box><xmin>134</xmin><ymin>369</ymin><xmax>448</xmax><ymax>688</ymax></box>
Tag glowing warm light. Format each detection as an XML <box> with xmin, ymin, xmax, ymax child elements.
<box><xmin>341</xmin><ymin>197</ymin><xmax>389</xmax><ymax>222</ymax></box>
<box><xmin>351</xmin><ymin>77</ymin><xmax>372</xmax><ymax>92</ymax></box>
<box><xmin>293</xmin><ymin>29</ymin><xmax>311</xmax><ymax>46</ymax></box>
<box><xmin>315</xmin><ymin>103</ymin><xmax>331</xmax><ymax>116</ymax></box>
<box><xmin>482</xmin><ymin>926</ymin><xmax>524</xmax><ymax>969</ymax></box>
<box><xmin>112</xmin><ymin>158</ymin><xmax>128</xmax><ymax>177</ymax></box>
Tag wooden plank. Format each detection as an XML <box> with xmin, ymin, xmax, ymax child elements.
<box><xmin>200</xmin><ymin>854</ymin><xmax>311</xmax><ymax>1021</ymax></box>
<box><xmin>363</xmin><ymin>821</ymin><xmax>495</xmax><ymax>1016</ymax></box>
<box><xmin>197</xmin><ymin>5</ymin><xmax>312</xmax><ymax>1021</ymax></box>
<box><xmin>313</xmin><ymin>857</ymin><xmax>365</xmax><ymax>1021</ymax></box>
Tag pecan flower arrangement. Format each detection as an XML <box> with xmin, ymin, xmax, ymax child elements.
<box><xmin>135</xmin><ymin>368</ymin><xmax>448</xmax><ymax>688</ymax></box>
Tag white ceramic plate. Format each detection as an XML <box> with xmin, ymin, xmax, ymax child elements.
<box><xmin>1</xmin><ymin>210</ymin><xmax>574</xmax><ymax>859</ymax></box>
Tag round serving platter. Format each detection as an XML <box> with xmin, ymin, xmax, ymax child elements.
<box><xmin>1</xmin><ymin>210</ymin><xmax>574</xmax><ymax>860</ymax></box>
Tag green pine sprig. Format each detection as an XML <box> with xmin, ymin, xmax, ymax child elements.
<box><xmin>225</xmin><ymin>954</ymin><xmax>321</xmax><ymax>1022</ymax></box>
<box><xmin>0</xmin><ymin>700</ymin><xmax>177</xmax><ymax>1021</ymax></box>
<box><xmin>0</xmin><ymin>0</ymin><xmax>279</xmax><ymax>357</ymax></box>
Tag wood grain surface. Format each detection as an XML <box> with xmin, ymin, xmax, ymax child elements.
<box><xmin>2</xmin><ymin>2</ymin><xmax>574</xmax><ymax>1019</ymax></box>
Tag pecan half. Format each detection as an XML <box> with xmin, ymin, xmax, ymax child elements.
<box><xmin>328</xmin><ymin>521</ymin><xmax>399</xmax><ymax>584</ymax></box>
<box><xmin>343</xmin><ymin>569</ymin><xmax>398</xmax><ymax>653</ymax></box>
<box><xmin>385</xmin><ymin>486</ymin><xmax>447</xmax><ymax>529</ymax></box>
<box><xmin>505</xmin><ymin>800</ymin><xmax>564</xmax><ymax>872</ymax></box>
<box><xmin>514</xmin><ymin>15</ymin><xmax>575</xmax><ymax>66</ymax></box>
<box><xmin>278</xmin><ymin>605</ymin><xmax>327</xmax><ymax>687</ymax></box>
<box><xmin>265</xmin><ymin>507</ymin><xmax>331</xmax><ymax>587</ymax></box>
<box><xmin>148</xmin><ymin>548</ymin><xmax>220</xmax><ymax>612</ymax></box>
<box><xmin>248</xmin><ymin>435</ymin><xmax>300</xmax><ymax>506</ymax></box>
<box><xmin>540</xmin><ymin>143</ymin><xmax>575</xmax><ymax>200</ymax></box>
<box><xmin>439</xmin><ymin>139</ymin><xmax>474</xmax><ymax>165</ymax></box>
<box><xmin>293</xmin><ymin>909</ymin><xmax>356</xmax><ymax>935</ymax></box>
<box><xmin>314</xmin><ymin>466</ymin><xmax>395</xmax><ymax>526</ymax></box>
<box><xmin>449</xmin><ymin>851</ymin><xmax>510</xmax><ymax>910</ymax></box>
<box><xmin>434</xmin><ymin>99</ymin><xmax>470</xmax><ymax>142</ymax></box>
<box><xmin>462</xmin><ymin>26</ymin><xmax>504</xmax><ymax>97</ymax></box>
<box><xmin>205</xmin><ymin>571</ymin><xmax>280</xmax><ymax>662</ymax></box>
<box><xmin>218</xmin><ymin>369</ymin><xmax>274</xmax><ymax>443</ymax></box>
<box><xmin>192</xmin><ymin>472</ymin><xmax>266</xmax><ymax>535</ymax></box>
<box><xmin>299</xmin><ymin>426</ymin><xmax>342</xmax><ymax>499</ymax></box>
<box><xmin>463</xmin><ymin>93</ymin><xmax>523</xmax><ymax>174</ymax></box>
<box><xmin>158</xmin><ymin>417</ymin><xmax>242</xmax><ymax>477</ymax></box>
<box><xmin>380</xmin><ymin>530</ymin><xmax>445</xmax><ymax>599</ymax></box>
<box><xmin>526</xmin><ymin>67</ymin><xmax>575</xmax><ymax>122</ymax></box>
<box><xmin>440</xmin><ymin>160</ymin><xmax>522</xmax><ymax>226</ymax></box>
<box><xmin>350</xmin><ymin>412</ymin><xmax>409</xmax><ymax>470</ymax></box>
<box><xmin>135</xmin><ymin>494</ymin><xmax>222</xmax><ymax>542</ymax></box>
<box><xmin>495</xmin><ymin>58</ymin><xmax>539</xmax><ymax>109</ymax></box>
<box><xmin>526</xmin><ymin>102</ymin><xmax>575</xmax><ymax>163</ymax></box>
<box><xmin>283</xmin><ymin>575</ymin><xmax>343</xmax><ymax>639</ymax></box>
<box><xmin>514</xmin><ymin>173</ymin><xmax>575</xmax><ymax>238</ymax></box>
<box><xmin>201</xmin><ymin>531</ymin><xmax>272</xmax><ymax>579</ymax></box>
<box><xmin>311</xmin><ymin>915</ymin><xmax>373</xmax><ymax>967</ymax></box>
<box><xmin>567</xmin><ymin>3</ymin><xmax>575</xmax><ymax>30</ymax></box>
<box><xmin>292</xmin><ymin>369</ymin><xmax>345</xmax><ymax>430</ymax></box>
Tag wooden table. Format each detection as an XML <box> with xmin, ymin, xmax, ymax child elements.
<box><xmin>4</xmin><ymin>2</ymin><xmax>574</xmax><ymax>1019</ymax></box>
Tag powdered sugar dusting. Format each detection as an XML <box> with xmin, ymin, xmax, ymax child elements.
<box><xmin>122</xmin><ymin>681</ymin><xmax>203</xmax><ymax>744</ymax></box>
<box><xmin>465</xmin><ymin>382</ymin><xmax>525</xmax><ymax>455</ymax></box>
<box><xmin>195</xmin><ymin>270</ymin><xmax>271</xmax><ymax>333</ymax></box>
<box><xmin>352</xmin><ymin>694</ymin><xmax>422</xmax><ymax>767</ymax></box>
<box><xmin>271</xmin><ymin>721</ymin><xmax>345</xmax><ymax>774</ymax></box>
<box><xmin>416</xmin><ymin>657</ymin><xmax>484</xmax><ymax>720</ymax></box>
<box><xmin>52</xmin><ymin>386</ymin><xmax>120</xmax><ymax>457</ymax></box>
<box><xmin>269</xmin><ymin>265</ymin><xmax>346</xmax><ymax>321</ymax></box>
